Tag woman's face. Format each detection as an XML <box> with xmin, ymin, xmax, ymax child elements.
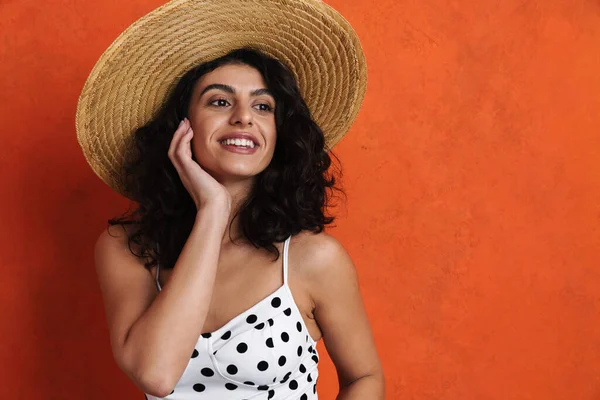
<box><xmin>187</xmin><ymin>63</ymin><xmax>277</xmax><ymax>183</ymax></box>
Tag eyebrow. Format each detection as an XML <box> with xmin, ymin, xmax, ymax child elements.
<box><xmin>199</xmin><ymin>83</ymin><xmax>273</xmax><ymax>98</ymax></box>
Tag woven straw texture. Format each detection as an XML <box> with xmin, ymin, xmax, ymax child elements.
<box><xmin>75</xmin><ymin>0</ymin><xmax>367</xmax><ymax>197</ymax></box>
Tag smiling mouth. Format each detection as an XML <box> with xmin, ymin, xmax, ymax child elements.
<box><xmin>219</xmin><ymin>140</ymin><xmax>258</xmax><ymax>154</ymax></box>
<box><xmin>219</xmin><ymin>138</ymin><xmax>257</xmax><ymax>148</ymax></box>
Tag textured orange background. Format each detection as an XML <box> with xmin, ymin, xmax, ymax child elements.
<box><xmin>1</xmin><ymin>0</ymin><xmax>599</xmax><ymax>398</ymax></box>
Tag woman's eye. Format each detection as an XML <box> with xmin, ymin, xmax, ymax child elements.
<box><xmin>210</xmin><ymin>99</ymin><xmax>230</xmax><ymax>107</ymax></box>
<box><xmin>255</xmin><ymin>103</ymin><xmax>273</xmax><ymax>112</ymax></box>
<box><xmin>209</xmin><ymin>99</ymin><xmax>272</xmax><ymax>112</ymax></box>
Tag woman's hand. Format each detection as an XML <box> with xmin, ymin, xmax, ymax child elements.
<box><xmin>168</xmin><ymin>118</ymin><xmax>232</xmax><ymax>214</ymax></box>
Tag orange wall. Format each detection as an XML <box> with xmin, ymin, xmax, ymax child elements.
<box><xmin>1</xmin><ymin>0</ymin><xmax>599</xmax><ymax>398</ymax></box>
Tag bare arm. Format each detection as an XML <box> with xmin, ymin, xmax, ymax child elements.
<box><xmin>303</xmin><ymin>233</ymin><xmax>385</xmax><ymax>399</ymax></box>
<box><xmin>95</xmin><ymin>208</ymin><xmax>228</xmax><ymax>397</ymax></box>
<box><xmin>95</xmin><ymin>118</ymin><xmax>232</xmax><ymax>396</ymax></box>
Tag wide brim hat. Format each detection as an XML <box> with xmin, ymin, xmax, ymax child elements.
<box><xmin>76</xmin><ymin>0</ymin><xmax>367</xmax><ymax>198</ymax></box>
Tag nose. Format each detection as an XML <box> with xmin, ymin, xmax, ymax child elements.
<box><xmin>229</xmin><ymin>104</ymin><xmax>253</xmax><ymax>127</ymax></box>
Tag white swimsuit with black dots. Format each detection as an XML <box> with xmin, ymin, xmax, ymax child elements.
<box><xmin>145</xmin><ymin>235</ymin><xmax>320</xmax><ymax>400</ymax></box>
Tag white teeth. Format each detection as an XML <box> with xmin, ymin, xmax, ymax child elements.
<box><xmin>221</xmin><ymin>138</ymin><xmax>255</xmax><ymax>148</ymax></box>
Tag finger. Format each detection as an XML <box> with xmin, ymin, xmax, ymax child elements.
<box><xmin>176</xmin><ymin>126</ymin><xmax>193</xmax><ymax>157</ymax></box>
<box><xmin>168</xmin><ymin>119</ymin><xmax>190</xmax><ymax>159</ymax></box>
<box><xmin>168</xmin><ymin>119</ymin><xmax>185</xmax><ymax>155</ymax></box>
<box><xmin>178</xmin><ymin>121</ymin><xmax>193</xmax><ymax>145</ymax></box>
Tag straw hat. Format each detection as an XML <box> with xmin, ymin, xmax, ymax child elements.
<box><xmin>75</xmin><ymin>0</ymin><xmax>367</xmax><ymax>198</ymax></box>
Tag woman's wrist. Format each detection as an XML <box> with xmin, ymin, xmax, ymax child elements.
<box><xmin>195</xmin><ymin>203</ymin><xmax>230</xmax><ymax>227</ymax></box>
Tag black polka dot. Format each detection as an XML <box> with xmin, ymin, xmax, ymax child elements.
<box><xmin>268</xmin><ymin>318</ymin><xmax>274</xmax><ymax>326</ymax></box>
<box><xmin>312</xmin><ymin>355</ymin><xmax>319</xmax><ymax>363</ymax></box>
<box><xmin>307</xmin><ymin>373</ymin><xmax>312</xmax><ymax>382</ymax></box>
<box><xmin>191</xmin><ymin>349</ymin><xmax>199</xmax><ymax>358</ymax></box>
<box><xmin>283</xmin><ymin>307</ymin><xmax>291</xmax><ymax>316</ymax></box>
<box><xmin>299</xmin><ymin>363</ymin><xmax>306</xmax><ymax>373</ymax></box>
<box><xmin>273</xmin><ymin>377</ymin><xmax>277</xmax><ymax>383</ymax></box>
<box><xmin>237</xmin><ymin>342</ymin><xmax>248</xmax><ymax>353</ymax></box>
<box><xmin>271</xmin><ymin>297</ymin><xmax>281</xmax><ymax>308</ymax></box>
<box><xmin>257</xmin><ymin>361</ymin><xmax>269</xmax><ymax>371</ymax></box>
<box><xmin>246</xmin><ymin>314</ymin><xmax>258</xmax><ymax>324</ymax></box>
<box><xmin>244</xmin><ymin>381</ymin><xmax>255</xmax><ymax>386</ymax></box>
<box><xmin>257</xmin><ymin>385</ymin><xmax>269</xmax><ymax>390</ymax></box>
<box><xmin>296</xmin><ymin>321</ymin><xmax>302</xmax><ymax>332</ymax></box>
<box><xmin>301</xmin><ymin>394</ymin><xmax>308</xmax><ymax>400</ymax></box>
<box><xmin>254</xmin><ymin>322</ymin><xmax>265</xmax><ymax>330</ymax></box>
<box><xmin>268</xmin><ymin>389</ymin><xmax>275</xmax><ymax>399</ymax></box>
<box><xmin>227</xmin><ymin>364</ymin><xmax>238</xmax><ymax>375</ymax></box>
<box><xmin>201</xmin><ymin>368</ymin><xmax>214</xmax><ymax>377</ymax></box>
<box><xmin>313</xmin><ymin>383</ymin><xmax>317</xmax><ymax>393</ymax></box>
<box><xmin>193</xmin><ymin>383</ymin><xmax>205</xmax><ymax>392</ymax></box>
<box><xmin>266</xmin><ymin>338</ymin><xmax>274</xmax><ymax>348</ymax></box>
<box><xmin>213</xmin><ymin>350</ymin><xmax>217</xmax><ymax>355</ymax></box>
<box><xmin>308</xmin><ymin>345</ymin><xmax>313</xmax><ymax>353</ymax></box>
<box><xmin>278</xmin><ymin>355</ymin><xmax>287</xmax><ymax>366</ymax></box>
<box><xmin>305</xmin><ymin>334</ymin><xmax>308</xmax><ymax>342</ymax></box>
<box><xmin>281</xmin><ymin>332</ymin><xmax>289</xmax><ymax>342</ymax></box>
<box><xmin>280</xmin><ymin>371</ymin><xmax>291</xmax><ymax>383</ymax></box>
<box><xmin>201</xmin><ymin>332</ymin><xmax>212</xmax><ymax>338</ymax></box>
<box><xmin>289</xmin><ymin>379</ymin><xmax>298</xmax><ymax>390</ymax></box>
<box><xmin>225</xmin><ymin>383</ymin><xmax>238</xmax><ymax>390</ymax></box>
<box><xmin>297</xmin><ymin>346</ymin><xmax>303</xmax><ymax>357</ymax></box>
<box><xmin>221</xmin><ymin>330</ymin><xmax>231</xmax><ymax>340</ymax></box>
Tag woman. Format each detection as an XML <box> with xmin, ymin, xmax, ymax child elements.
<box><xmin>77</xmin><ymin>1</ymin><xmax>384</xmax><ymax>399</ymax></box>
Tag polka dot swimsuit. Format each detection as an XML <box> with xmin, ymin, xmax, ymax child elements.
<box><xmin>145</xmin><ymin>235</ymin><xmax>320</xmax><ymax>399</ymax></box>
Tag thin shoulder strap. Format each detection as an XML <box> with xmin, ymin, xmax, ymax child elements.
<box><xmin>283</xmin><ymin>235</ymin><xmax>292</xmax><ymax>286</ymax></box>
<box><xmin>155</xmin><ymin>243</ymin><xmax>162</xmax><ymax>292</ymax></box>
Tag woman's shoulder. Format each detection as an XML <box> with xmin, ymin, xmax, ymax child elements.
<box><xmin>292</xmin><ymin>230</ymin><xmax>345</xmax><ymax>253</ymax></box>
<box><xmin>96</xmin><ymin>223</ymin><xmax>137</xmax><ymax>249</ymax></box>
<box><xmin>95</xmin><ymin>223</ymin><xmax>150</xmax><ymax>269</ymax></box>
<box><xmin>290</xmin><ymin>230</ymin><xmax>353</xmax><ymax>279</ymax></box>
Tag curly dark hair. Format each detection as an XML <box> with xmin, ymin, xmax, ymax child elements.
<box><xmin>108</xmin><ymin>48</ymin><xmax>345</xmax><ymax>269</ymax></box>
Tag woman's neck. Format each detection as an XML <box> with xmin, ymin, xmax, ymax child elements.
<box><xmin>219</xmin><ymin>176</ymin><xmax>255</xmax><ymax>245</ymax></box>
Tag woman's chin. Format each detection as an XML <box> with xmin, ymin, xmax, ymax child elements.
<box><xmin>212</xmin><ymin>168</ymin><xmax>261</xmax><ymax>183</ymax></box>
<box><xmin>197</xmin><ymin>159</ymin><xmax>270</xmax><ymax>183</ymax></box>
